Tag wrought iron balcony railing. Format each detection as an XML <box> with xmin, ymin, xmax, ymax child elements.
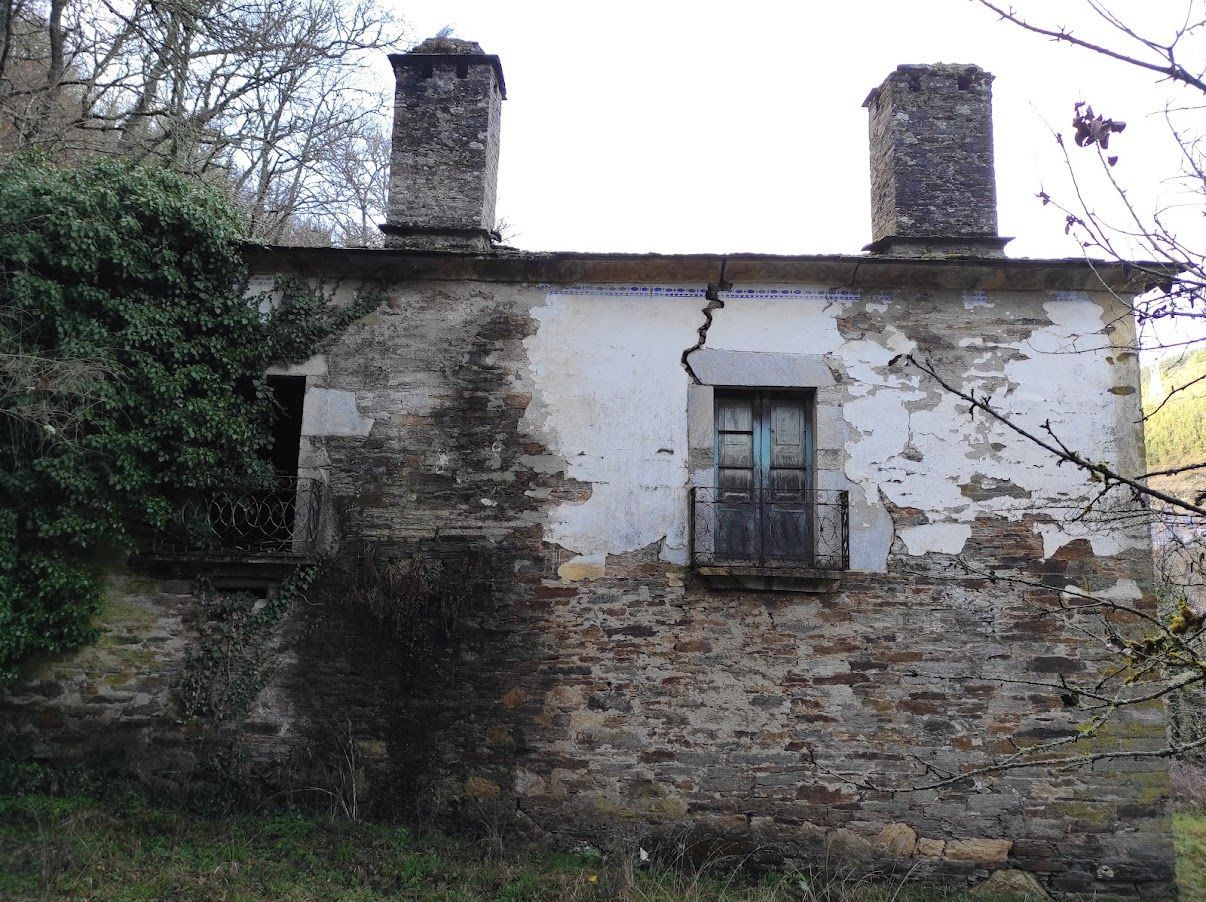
<box><xmin>689</xmin><ymin>486</ymin><xmax>849</xmax><ymax>572</ymax></box>
<box><xmin>155</xmin><ymin>476</ymin><xmax>321</xmax><ymax>555</ymax></box>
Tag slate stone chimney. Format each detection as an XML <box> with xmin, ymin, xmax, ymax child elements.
<box><xmin>381</xmin><ymin>37</ymin><xmax>506</xmax><ymax>253</ymax></box>
<box><xmin>863</xmin><ymin>64</ymin><xmax>1009</xmax><ymax>257</ymax></box>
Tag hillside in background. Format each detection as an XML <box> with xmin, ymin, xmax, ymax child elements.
<box><xmin>1142</xmin><ymin>348</ymin><xmax>1206</xmax><ymax>502</ymax></box>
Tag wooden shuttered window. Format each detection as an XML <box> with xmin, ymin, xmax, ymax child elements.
<box><xmin>713</xmin><ymin>390</ymin><xmax>814</xmax><ymax>564</ymax></box>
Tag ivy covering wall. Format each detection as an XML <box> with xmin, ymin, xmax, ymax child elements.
<box><xmin>0</xmin><ymin>155</ymin><xmax>377</xmax><ymax>687</ymax></box>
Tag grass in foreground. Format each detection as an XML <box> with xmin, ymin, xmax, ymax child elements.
<box><xmin>1177</xmin><ymin>810</ymin><xmax>1206</xmax><ymax>902</ymax></box>
<box><xmin>7</xmin><ymin>794</ymin><xmax>1206</xmax><ymax>899</ymax></box>
<box><xmin>20</xmin><ymin>794</ymin><xmax>1206</xmax><ymax>900</ymax></box>
<box><xmin>0</xmin><ymin>794</ymin><xmax>987</xmax><ymax>901</ymax></box>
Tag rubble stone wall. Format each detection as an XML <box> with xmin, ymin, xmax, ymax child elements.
<box><xmin>3</xmin><ymin>275</ymin><xmax>1175</xmax><ymax>897</ymax></box>
<box><xmin>866</xmin><ymin>65</ymin><xmax>998</xmax><ymax>242</ymax></box>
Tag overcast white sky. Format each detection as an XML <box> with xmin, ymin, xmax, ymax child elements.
<box><xmin>377</xmin><ymin>0</ymin><xmax>1201</xmax><ymax>265</ymax></box>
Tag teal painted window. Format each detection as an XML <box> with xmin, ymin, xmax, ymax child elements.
<box><xmin>713</xmin><ymin>390</ymin><xmax>814</xmax><ymax>563</ymax></box>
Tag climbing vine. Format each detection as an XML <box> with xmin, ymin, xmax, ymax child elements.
<box><xmin>0</xmin><ymin>155</ymin><xmax>378</xmax><ymax>687</ymax></box>
<box><xmin>345</xmin><ymin>550</ymin><xmax>470</xmax><ymax>645</ymax></box>
<box><xmin>176</xmin><ymin>565</ymin><xmax>318</xmax><ymax>723</ymax></box>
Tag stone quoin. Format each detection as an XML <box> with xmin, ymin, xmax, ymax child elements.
<box><xmin>3</xmin><ymin>37</ymin><xmax>1176</xmax><ymax>899</ymax></box>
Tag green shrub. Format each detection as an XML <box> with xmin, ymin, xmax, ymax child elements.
<box><xmin>0</xmin><ymin>155</ymin><xmax>376</xmax><ymax>685</ymax></box>
<box><xmin>1143</xmin><ymin>349</ymin><xmax>1206</xmax><ymax>473</ymax></box>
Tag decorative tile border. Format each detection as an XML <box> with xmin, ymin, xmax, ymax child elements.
<box><xmin>540</xmin><ymin>284</ymin><xmax>707</xmax><ymax>298</ymax></box>
<box><xmin>718</xmin><ymin>287</ymin><xmax>862</xmax><ymax>302</ymax></box>
<box><xmin>651</xmin><ymin>286</ymin><xmax>708</xmax><ymax>297</ymax></box>
<box><xmin>539</xmin><ymin>284</ymin><xmax>887</xmax><ymax>302</ymax></box>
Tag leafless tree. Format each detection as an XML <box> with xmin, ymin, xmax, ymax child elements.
<box><xmin>813</xmin><ymin>1</ymin><xmax>1206</xmax><ymax>789</ymax></box>
<box><xmin>311</xmin><ymin>118</ymin><xmax>390</xmax><ymax>248</ymax></box>
<box><xmin>799</xmin><ymin>3</ymin><xmax>1206</xmax><ymax>793</ymax></box>
<box><xmin>970</xmin><ymin>2</ymin><xmax>1206</xmax><ymax>366</ymax></box>
<box><xmin>0</xmin><ymin>0</ymin><xmax>401</xmax><ymax>244</ymax></box>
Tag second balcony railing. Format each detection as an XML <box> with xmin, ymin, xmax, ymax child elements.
<box><xmin>156</xmin><ymin>476</ymin><xmax>321</xmax><ymax>555</ymax></box>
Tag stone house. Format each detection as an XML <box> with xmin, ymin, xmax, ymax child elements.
<box><xmin>4</xmin><ymin>38</ymin><xmax>1176</xmax><ymax>897</ymax></box>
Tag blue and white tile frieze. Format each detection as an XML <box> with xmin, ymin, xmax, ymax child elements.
<box><xmin>718</xmin><ymin>286</ymin><xmax>863</xmax><ymax>302</ymax></box>
<box><xmin>540</xmin><ymin>284</ymin><xmax>885</xmax><ymax>302</ymax></box>
<box><xmin>540</xmin><ymin>284</ymin><xmax>707</xmax><ymax>298</ymax></box>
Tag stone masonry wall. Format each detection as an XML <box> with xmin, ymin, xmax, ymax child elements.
<box><xmin>2</xmin><ymin>274</ymin><xmax>1176</xmax><ymax>898</ymax></box>
<box><xmin>3</xmin><ymin>574</ymin><xmax>203</xmax><ymax>781</ymax></box>
<box><xmin>386</xmin><ymin>39</ymin><xmax>503</xmax><ymax>246</ymax></box>
<box><xmin>321</xmin><ymin>272</ymin><xmax>1161</xmax><ymax>900</ymax></box>
<box><xmin>866</xmin><ymin>65</ymin><xmax>998</xmax><ymax>242</ymax></box>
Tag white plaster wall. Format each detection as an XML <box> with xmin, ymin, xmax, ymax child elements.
<box><xmin>521</xmin><ymin>295</ymin><xmax>701</xmax><ymax>565</ymax></box>
<box><xmin>705</xmin><ymin>296</ymin><xmax>842</xmax><ymax>356</ymax></box>
<box><xmin>515</xmin><ymin>285</ymin><xmax>1146</xmax><ymax>571</ymax></box>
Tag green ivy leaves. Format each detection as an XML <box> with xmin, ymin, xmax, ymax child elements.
<box><xmin>176</xmin><ymin>566</ymin><xmax>318</xmax><ymax>723</ymax></box>
<box><xmin>0</xmin><ymin>156</ymin><xmax>377</xmax><ymax>687</ymax></box>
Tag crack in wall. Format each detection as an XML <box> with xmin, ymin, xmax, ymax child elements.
<box><xmin>680</xmin><ymin>261</ymin><xmax>730</xmax><ymax>383</ymax></box>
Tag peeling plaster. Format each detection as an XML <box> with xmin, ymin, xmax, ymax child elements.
<box><xmin>899</xmin><ymin>523</ymin><xmax>973</xmax><ymax>556</ymax></box>
<box><xmin>1062</xmin><ymin>578</ymin><xmax>1143</xmax><ymax>602</ymax></box>
<box><xmin>520</xmin><ymin>283</ymin><xmax>1145</xmax><ymax>572</ymax></box>
<box><xmin>839</xmin><ymin>295</ymin><xmax>1144</xmax><ymax>560</ymax></box>
<box><xmin>558</xmin><ymin>553</ymin><xmax>606</xmax><ymax>581</ymax></box>
<box><xmin>844</xmin><ymin>393</ymin><xmax>911</xmax><ymax>505</ymax></box>
<box><xmin>522</xmin><ymin>293</ymin><xmax>699</xmax><ymax>562</ymax></box>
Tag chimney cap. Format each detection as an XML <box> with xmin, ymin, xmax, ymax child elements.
<box><xmin>410</xmin><ymin>36</ymin><xmax>485</xmax><ymax>54</ymax></box>
<box><xmin>863</xmin><ymin>63</ymin><xmax>992</xmax><ymax>108</ymax></box>
<box><xmin>390</xmin><ymin>38</ymin><xmax>507</xmax><ymax>99</ymax></box>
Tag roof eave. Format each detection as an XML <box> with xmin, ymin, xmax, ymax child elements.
<box><xmin>241</xmin><ymin>243</ymin><xmax>1172</xmax><ymax>294</ymax></box>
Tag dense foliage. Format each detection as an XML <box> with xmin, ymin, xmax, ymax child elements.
<box><xmin>0</xmin><ymin>156</ymin><xmax>376</xmax><ymax>686</ymax></box>
<box><xmin>1143</xmin><ymin>349</ymin><xmax>1206</xmax><ymax>475</ymax></box>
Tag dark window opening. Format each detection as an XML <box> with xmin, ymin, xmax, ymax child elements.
<box><xmin>156</xmin><ymin>375</ymin><xmax>321</xmax><ymax>556</ymax></box>
<box><xmin>456</xmin><ymin>62</ymin><xmax>468</xmax><ymax>78</ymax></box>
<box><xmin>420</xmin><ymin>62</ymin><xmax>434</xmax><ymax>79</ymax></box>
<box><xmin>241</xmin><ymin>375</ymin><xmax>306</xmax><ymax>550</ymax></box>
<box><xmin>267</xmin><ymin>375</ymin><xmax>305</xmax><ymax>478</ymax></box>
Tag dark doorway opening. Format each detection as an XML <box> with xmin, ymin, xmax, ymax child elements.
<box><xmin>267</xmin><ymin>375</ymin><xmax>305</xmax><ymax>478</ymax></box>
<box><xmin>234</xmin><ymin>374</ymin><xmax>307</xmax><ymax>551</ymax></box>
<box><xmin>154</xmin><ymin>376</ymin><xmax>317</xmax><ymax>556</ymax></box>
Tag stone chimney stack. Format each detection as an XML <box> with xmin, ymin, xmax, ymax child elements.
<box><xmin>381</xmin><ymin>37</ymin><xmax>505</xmax><ymax>253</ymax></box>
<box><xmin>862</xmin><ymin>64</ymin><xmax>1008</xmax><ymax>256</ymax></box>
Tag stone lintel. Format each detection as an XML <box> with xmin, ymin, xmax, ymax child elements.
<box><xmin>687</xmin><ymin>349</ymin><xmax>836</xmax><ymax>388</ymax></box>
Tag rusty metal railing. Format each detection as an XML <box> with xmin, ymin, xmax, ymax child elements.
<box><xmin>689</xmin><ymin>486</ymin><xmax>848</xmax><ymax>571</ymax></box>
<box><xmin>155</xmin><ymin>476</ymin><xmax>321</xmax><ymax>555</ymax></box>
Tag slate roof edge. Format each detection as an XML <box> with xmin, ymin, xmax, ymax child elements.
<box><xmin>241</xmin><ymin>244</ymin><xmax>1172</xmax><ymax>294</ymax></box>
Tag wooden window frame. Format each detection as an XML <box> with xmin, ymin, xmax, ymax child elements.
<box><xmin>711</xmin><ymin>388</ymin><xmax>817</xmax><ymax>567</ymax></box>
